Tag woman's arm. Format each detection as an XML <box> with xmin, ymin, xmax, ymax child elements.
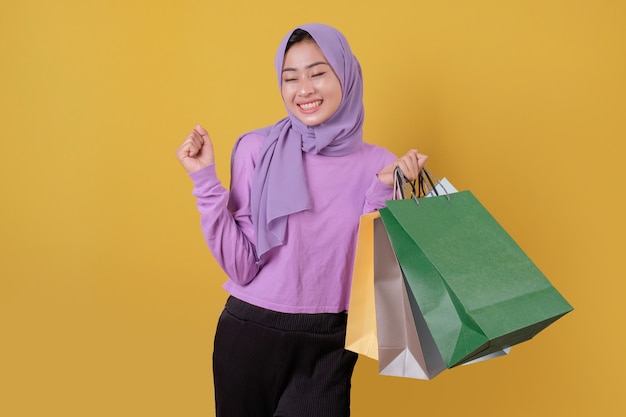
<box><xmin>177</xmin><ymin>126</ymin><xmax>261</xmax><ymax>285</ymax></box>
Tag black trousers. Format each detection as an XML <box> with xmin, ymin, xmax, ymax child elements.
<box><xmin>213</xmin><ymin>296</ymin><xmax>359</xmax><ymax>417</ymax></box>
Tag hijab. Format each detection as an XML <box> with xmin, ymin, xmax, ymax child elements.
<box><xmin>233</xmin><ymin>23</ymin><xmax>365</xmax><ymax>261</ymax></box>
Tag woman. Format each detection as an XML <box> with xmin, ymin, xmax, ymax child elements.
<box><xmin>176</xmin><ymin>23</ymin><xmax>427</xmax><ymax>417</ymax></box>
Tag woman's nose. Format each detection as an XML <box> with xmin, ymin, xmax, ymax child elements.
<box><xmin>298</xmin><ymin>79</ymin><xmax>314</xmax><ymax>95</ymax></box>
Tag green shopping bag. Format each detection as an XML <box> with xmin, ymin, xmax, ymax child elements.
<box><xmin>379</xmin><ymin>189</ymin><xmax>573</xmax><ymax>368</ymax></box>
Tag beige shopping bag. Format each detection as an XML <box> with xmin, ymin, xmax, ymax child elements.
<box><xmin>345</xmin><ymin>212</ymin><xmax>380</xmax><ymax>360</ymax></box>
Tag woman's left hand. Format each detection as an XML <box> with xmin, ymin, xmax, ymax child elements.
<box><xmin>377</xmin><ymin>149</ymin><xmax>428</xmax><ymax>186</ymax></box>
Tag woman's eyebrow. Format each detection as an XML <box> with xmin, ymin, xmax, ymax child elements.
<box><xmin>282</xmin><ymin>61</ymin><xmax>329</xmax><ymax>72</ymax></box>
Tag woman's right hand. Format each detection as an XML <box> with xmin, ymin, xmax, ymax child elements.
<box><xmin>377</xmin><ymin>149</ymin><xmax>428</xmax><ymax>186</ymax></box>
<box><xmin>176</xmin><ymin>124</ymin><xmax>215</xmax><ymax>173</ymax></box>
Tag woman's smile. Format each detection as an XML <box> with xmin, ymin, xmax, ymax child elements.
<box><xmin>298</xmin><ymin>100</ymin><xmax>323</xmax><ymax>112</ymax></box>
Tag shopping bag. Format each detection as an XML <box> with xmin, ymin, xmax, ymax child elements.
<box><xmin>348</xmin><ymin>173</ymin><xmax>511</xmax><ymax>379</ymax></box>
<box><xmin>379</xmin><ymin>188</ymin><xmax>574</xmax><ymax>368</ymax></box>
<box><xmin>345</xmin><ymin>212</ymin><xmax>380</xmax><ymax>360</ymax></box>
<box><xmin>346</xmin><ymin>211</ymin><xmax>446</xmax><ymax>378</ymax></box>
<box><xmin>375</xmin><ymin>174</ymin><xmax>510</xmax><ymax>378</ymax></box>
<box><xmin>373</xmin><ymin>215</ymin><xmax>447</xmax><ymax>379</ymax></box>
<box><xmin>429</xmin><ymin>178</ymin><xmax>514</xmax><ymax>366</ymax></box>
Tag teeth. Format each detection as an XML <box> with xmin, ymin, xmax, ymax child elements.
<box><xmin>299</xmin><ymin>100</ymin><xmax>322</xmax><ymax>110</ymax></box>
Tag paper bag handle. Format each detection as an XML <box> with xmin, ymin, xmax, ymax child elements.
<box><xmin>393</xmin><ymin>167</ymin><xmax>451</xmax><ymax>204</ymax></box>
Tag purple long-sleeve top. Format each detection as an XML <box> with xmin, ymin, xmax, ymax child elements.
<box><xmin>190</xmin><ymin>132</ymin><xmax>397</xmax><ymax>314</ymax></box>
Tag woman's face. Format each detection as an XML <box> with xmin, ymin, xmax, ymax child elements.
<box><xmin>281</xmin><ymin>40</ymin><xmax>342</xmax><ymax>127</ymax></box>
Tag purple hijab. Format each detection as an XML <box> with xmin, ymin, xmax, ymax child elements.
<box><xmin>235</xmin><ymin>23</ymin><xmax>364</xmax><ymax>260</ymax></box>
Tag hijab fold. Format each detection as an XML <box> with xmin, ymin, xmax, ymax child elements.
<box><xmin>233</xmin><ymin>23</ymin><xmax>365</xmax><ymax>261</ymax></box>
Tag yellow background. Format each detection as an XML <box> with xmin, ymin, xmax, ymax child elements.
<box><xmin>1</xmin><ymin>0</ymin><xmax>624</xmax><ymax>416</ymax></box>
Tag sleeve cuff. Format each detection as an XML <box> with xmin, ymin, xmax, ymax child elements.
<box><xmin>366</xmin><ymin>177</ymin><xmax>394</xmax><ymax>209</ymax></box>
<box><xmin>189</xmin><ymin>164</ymin><xmax>220</xmax><ymax>197</ymax></box>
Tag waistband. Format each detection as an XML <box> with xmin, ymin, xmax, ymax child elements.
<box><xmin>224</xmin><ymin>296</ymin><xmax>347</xmax><ymax>334</ymax></box>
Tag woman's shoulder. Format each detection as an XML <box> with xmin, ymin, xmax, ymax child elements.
<box><xmin>232</xmin><ymin>130</ymin><xmax>267</xmax><ymax>162</ymax></box>
<box><xmin>360</xmin><ymin>141</ymin><xmax>397</xmax><ymax>162</ymax></box>
<box><xmin>235</xmin><ymin>131</ymin><xmax>266</xmax><ymax>150</ymax></box>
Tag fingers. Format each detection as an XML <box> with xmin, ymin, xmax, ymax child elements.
<box><xmin>175</xmin><ymin>127</ymin><xmax>206</xmax><ymax>167</ymax></box>
<box><xmin>376</xmin><ymin>149</ymin><xmax>429</xmax><ymax>186</ymax></box>
<box><xmin>396</xmin><ymin>149</ymin><xmax>428</xmax><ymax>181</ymax></box>
<box><xmin>178</xmin><ymin>129</ymin><xmax>204</xmax><ymax>158</ymax></box>
<box><xmin>416</xmin><ymin>151</ymin><xmax>428</xmax><ymax>171</ymax></box>
<box><xmin>175</xmin><ymin>124</ymin><xmax>217</xmax><ymax>173</ymax></box>
<box><xmin>194</xmin><ymin>123</ymin><xmax>210</xmax><ymax>138</ymax></box>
